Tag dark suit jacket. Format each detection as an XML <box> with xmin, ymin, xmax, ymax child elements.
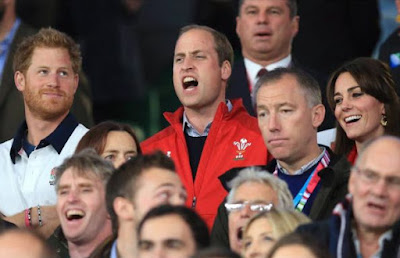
<box><xmin>227</xmin><ymin>57</ymin><xmax>334</xmax><ymax>131</ymax></box>
<box><xmin>0</xmin><ymin>21</ymin><xmax>94</xmax><ymax>142</ymax></box>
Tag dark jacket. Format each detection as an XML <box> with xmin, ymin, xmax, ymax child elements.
<box><xmin>210</xmin><ymin>147</ymin><xmax>350</xmax><ymax>248</ymax></box>
<box><xmin>297</xmin><ymin>197</ymin><xmax>400</xmax><ymax>258</ymax></box>
<box><xmin>47</xmin><ymin>226</ymin><xmax>69</xmax><ymax>258</ymax></box>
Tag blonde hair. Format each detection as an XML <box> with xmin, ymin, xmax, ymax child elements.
<box><xmin>244</xmin><ymin>208</ymin><xmax>310</xmax><ymax>240</ymax></box>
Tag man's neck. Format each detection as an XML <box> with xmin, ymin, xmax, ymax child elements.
<box><xmin>243</xmin><ymin>49</ymin><xmax>291</xmax><ymax>67</ymax></box>
<box><xmin>68</xmin><ymin>221</ymin><xmax>112</xmax><ymax>258</ymax></box>
<box><xmin>356</xmin><ymin>225</ymin><xmax>388</xmax><ymax>258</ymax></box>
<box><xmin>278</xmin><ymin>144</ymin><xmax>322</xmax><ymax>175</ymax></box>
<box><xmin>25</xmin><ymin>110</ymin><xmax>68</xmax><ymax>146</ymax></box>
<box><xmin>184</xmin><ymin>100</ymin><xmax>223</xmax><ymax>135</ymax></box>
<box><xmin>117</xmin><ymin>222</ymin><xmax>138</xmax><ymax>258</ymax></box>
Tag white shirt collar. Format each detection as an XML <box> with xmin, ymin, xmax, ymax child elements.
<box><xmin>244</xmin><ymin>55</ymin><xmax>292</xmax><ymax>92</ymax></box>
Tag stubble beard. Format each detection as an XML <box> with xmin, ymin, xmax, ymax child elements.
<box><xmin>24</xmin><ymin>88</ymin><xmax>74</xmax><ymax>121</ymax></box>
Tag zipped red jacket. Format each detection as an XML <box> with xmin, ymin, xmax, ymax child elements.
<box><xmin>141</xmin><ymin>99</ymin><xmax>269</xmax><ymax>228</ymax></box>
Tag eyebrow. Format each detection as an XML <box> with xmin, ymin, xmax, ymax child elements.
<box><xmin>174</xmin><ymin>50</ymin><xmax>206</xmax><ymax>58</ymax></box>
<box><xmin>334</xmin><ymin>86</ymin><xmax>361</xmax><ymax>96</ymax></box>
<box><xmin>155</xmin><ymin>182</ymin><xmax>180</xmax><ymax>190</ymax></box>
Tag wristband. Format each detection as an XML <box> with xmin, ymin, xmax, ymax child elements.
<box><xmin>24</xmin><ymin>208</ymin><xmax>32</xmax><ymax>228</ymax></box>
<box><xmin>37</xmin><ymin>205</ymin><xmax>42</xmax><ymax>227</ymax></box>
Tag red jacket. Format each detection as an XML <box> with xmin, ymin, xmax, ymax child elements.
<box><xmin>141</xmin><ymin>99</ymin><xmax>269</xmax><ymax>228</ymax></box>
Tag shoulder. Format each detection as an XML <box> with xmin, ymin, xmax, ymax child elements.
<box><xmin>141</xmin><ymin>125</ymin><xmax>177</xmax><ymax>151</ymax></box>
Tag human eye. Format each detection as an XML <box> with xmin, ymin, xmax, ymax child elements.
<box><xmin>156</xmin><ymin>190</ymin><xmax>171</xmax><ymax>203</ymax></box>
<box><xmin>362</xmin><ymin>170</ymin><xmax>378</xmax><ymax>182</ymax></box>
<box><xmin>195</xmin><ymin>54</ymin><xmax>205</xmax><ymax>59</ymax></box>
<box><xmin>352</xmin><ymin>92</ymin><xmax>364</xmax><ymax>98</ymax></box>
<box><xmin>245</xmin><ymin>7</ymin><xmax>257</xmax><ymax>15</ymax></box>
<box><xmin>58</xmin><ymin>189</ymin><xmax>68</xmax><ymax>196</ymax></box>
<box><xmin>334</xmin><ymin>97</ymin><xmax>342</xmax><ymax>105</ymax></box>
<box><xmin>138</xmin><ymin>240</ymin><xmax>153</xmax><ymax>251</ymax></box>
<box><xmin>387</xmin><ymin>177</ymin><xmax>400</xmax><ymax>188</ymax></box>
<box><xmin>166</xmin><ymin>239</ymin><xmax>184</xmax><ymax>249</ymax></box>
<box><xmin>268</xmin><ymin>8</ymin><xmax>281</xmax><ymax>15</ymax></box>
<box><xmin>263</xmin><ymin>235</ymin><xmax>275</xmax><ymax>242</ymax></box>
<box><xmin>174</xmin><ymin>56</ymin><xmax>183</xmax><ymax>63</ymax></box>
<box><xmin>243</xmin><ymin>239</ymin><xmax>252</xmax><ymax>250</ymax></box>
<box><xmin>38</xmin><ymin>69</ymin><xmax>48</xmax><ymax>75</ymax></box>
<box><xmin>81</xmin><ymin>186</ymin><xmax>93</xmax><ymax>193</ymax></box>
<box><xmin>125</xmin><ymin>153</ymin><xmax>136</xmax><ymax>161</ymax></box>
<box><xmin>257</xmin><ymin>110</ymin><xmax>268</xmax><ymax>119</ymax></box>
<box><xmin>224</xmin><ymin>203</ymin><xmax>243</xmax><ymax>212</ymax></box>
<box><xmin>103</xmin><ymin>154</ymin><xmax>116</xmax><ymax>162</ymax></box>
<box><xmin>59</xmin><ymin>70</ymin><xmax>69</xmax><ymax>77</ymax></box>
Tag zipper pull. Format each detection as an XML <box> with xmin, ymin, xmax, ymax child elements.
<box><xmin>192</xmin><ymin>196</ymin><xmax>197</xmax><ymax>208</ymax></box>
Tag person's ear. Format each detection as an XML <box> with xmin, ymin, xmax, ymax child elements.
<box><xmin>311</xmin><ymin>104</ymin><xmax>325</xmax><ymax>129</ymax></box>
<box><xmin>113</xmin><ymin>197</ymin><xmax>135</xmax><ymax>221</ymax></box>
<box><xmin>14</xmin><ymin>71</ymin><xmax>26</xmax><ymax>92</ymax></box>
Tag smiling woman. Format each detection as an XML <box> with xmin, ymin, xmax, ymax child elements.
<box><xmin>241</xmin><ymin>208</ymin><xmax>310</xmax><ymax>258</ymax></box>
<box><xmin>75</xmin><ymin>121</ymin><xmax>142</xmax><ymax>168</ymax></box>
<box><xmin>326</xmin><ymin>57</ymin><xmax>400</xmax><ymax>163</ymax></box>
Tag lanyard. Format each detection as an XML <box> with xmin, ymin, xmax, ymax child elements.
<box><xmin>274</xmin><ymin>151</ymin><xmax>330</xmax><ymax>212</ymax></box>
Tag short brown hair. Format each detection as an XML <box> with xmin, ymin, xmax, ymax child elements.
<box><xmin>178</xmin><ymin>24</ymin><xmax>234</xmax><ymax>67</ymax></box>
<box><xmin>13</xmin><ymin>27</ymin><xmax>82</xmax><ymax>74</ymax></box>
<box><xmin>75</xmin><ymin>121</ymin><xmax>142</xmax><ymax>156</ymax></box>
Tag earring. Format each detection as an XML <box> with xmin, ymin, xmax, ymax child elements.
<box><xmin>381</xmin><ymin>114</ymin><xmax>388</xmax><ymax>127</ymax></box>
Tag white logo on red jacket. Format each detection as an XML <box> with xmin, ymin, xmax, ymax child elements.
<box><xmin>233</xmin><ymin>138</ymin><xmax>251</xmax><ymax>160</ymax></box>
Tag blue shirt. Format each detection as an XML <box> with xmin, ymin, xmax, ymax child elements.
<box><xmin>182</xmin><ymin>100</ymin><xmax>233</xmax><ymax>137</ymax></box>
<box><xmin>0</xmin><ymin>18</ymin><xmax>20</xmax><ymax>80</ymax></box>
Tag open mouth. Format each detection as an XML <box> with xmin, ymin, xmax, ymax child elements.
<box><xmin>237</xmin><ymin>227</ymin><xmax>243</xmax><ymax>241</ymax></box>
<box><xmin>344</xmin><ymin>115</ymin><xmax>362</xmax><ymax>124</ymax></box>
<box><xmin>182</xmin><ymin>76</ymin><xmax>198</xmax><ymax>89</ymax></box>
<box><xmin>255</xmin><ymin>32</ymin><xmax>271</xmax><ymax>37</ymax></box>
<box><xmin>66</xmin><ymin>209</ymin><xmax>85</xmax><ymax>221</ymax></box>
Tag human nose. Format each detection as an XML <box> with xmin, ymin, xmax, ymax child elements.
<box><xmin>248</xmin><ymin>245</ymin><xmax>262</xmax><ymax>258</ymax></box>
<box><xmin>372</xmin><ymin>177</ymin><xmax>388</xmax><ymax>197</ymax></box>
<box><xmin>239</xmin><ymin>203</ymin><xmax>253</xmax><ymax>218</ymax></box>
<box><xmin>114</xmin><ymin>155</ymin><xmax>126</xmax><ymax>169</ymax></box>
<box><xmin>340</xmin><ymin>97</ymin><xmax>353</xmax><ymax>111</ymax></box>
<box><xmin>257</xmin><ymin>11</ymin><xmax>269</xmax><ymax>24</ymax></box>
<box><xmin>182</xmin><ymin>57</ymin><xmax>194</xmax><ymax>71</ymax></box>
<box><xmin>46</xmin><ymin>72</ymin><xmax>60</xmax><ymax>88</ymax></box>
<box><xmin>267</xmin><ymin>113</ymin><xmax>280</xmax><ymax>132</ymax></box>
<box><xmin>153</xmin><ymin>246</ymin><xmax>166</xmax><ymax>258</ymax></box>
<box><xmin>66</xmin><ymin>189</ymin><xmax>79</xmax><ymax>203</ymax></box>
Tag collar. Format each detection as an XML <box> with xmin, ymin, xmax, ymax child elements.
<box><xmin>277</xmin><ymin>147</ymin><xmax>327</xmax><ymax>175</ymax></box>
<box><xmin>244</xmin><ymin>54</ymin><xmax>292</xmax><ymax>91</ymax></box>
<box><xmin>182</xmin><ymin>99</ymin><xmax>232</xmax><ymax>137</ymax></box>
<box><xmin>352</xmin><ymin>227</ymin><xmax>393</xmax><ymax>258</ymax></box>
<box><xmin>10</xmin><ymin>113</ymin><xmax>79</xmax><ymax>163</ymax></box>
<box><xmin>110</xmin><ymin>239</ymin><xmax>118</xmax><ymax>258</ymax></box>
<box><xmin>0</xmin><ymin>18</ymin><xmax>20</xmax><ymax>50</ymax></box>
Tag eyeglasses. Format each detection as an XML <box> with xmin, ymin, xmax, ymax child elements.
<box><xmin>352</xmin><ymin>166</ymin><xmax>400</xmax><ymax>190</ymax></box>
<box><xmin>224</xmin><ymin>202</ymin><xmax>273</xmax><ymax>213</ymax></box>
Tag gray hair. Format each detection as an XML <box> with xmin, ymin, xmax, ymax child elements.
<box><xmin>55</xmin><ymin>148</ymin><xmax>115</xmax><ymax>191</ymax></box>
<box><xmin>252</xmin><ymin>67</ymin><xmax>321</xmax><ymax>109</ymax></box>
<box><xmin>226</xmin><ymin>167</ymin><xmax>293</xmax><ymax>210</ymax></box>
